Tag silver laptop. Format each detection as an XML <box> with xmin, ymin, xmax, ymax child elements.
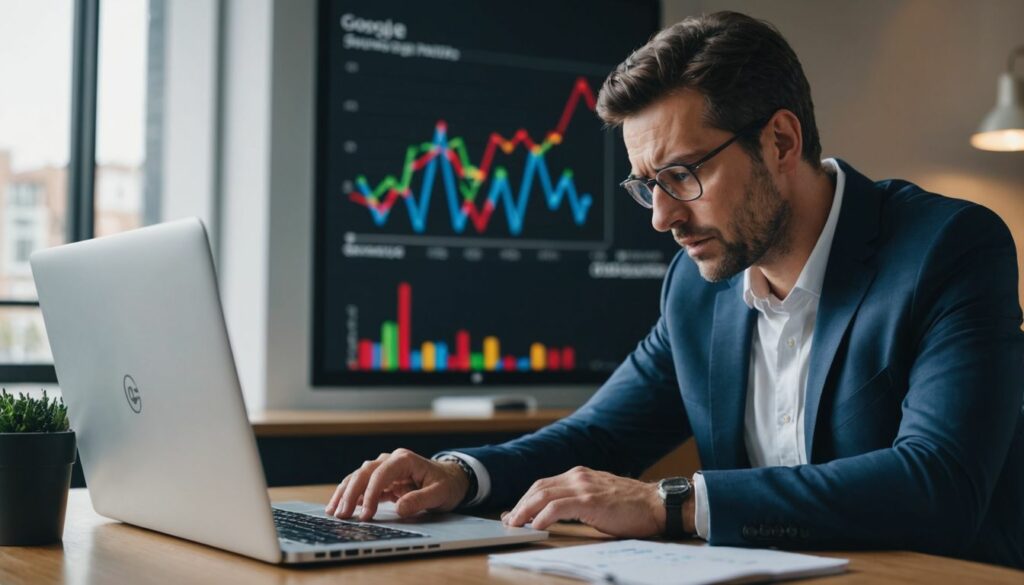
<box><xmin>30</xmin><ymin>217</ymin><xmax>547</xmax><ymax>564</ymax></box>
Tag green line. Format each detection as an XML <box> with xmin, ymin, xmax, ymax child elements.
<box><xmin>357</xmin><ymin>134</ymin><xmax>558</xmax><ymax>206</ymax></box>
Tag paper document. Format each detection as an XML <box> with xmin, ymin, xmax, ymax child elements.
<box><xmin>489</xmin><ymin>540</ymin><xmax>848</xmax><ymax>585</ymax></box>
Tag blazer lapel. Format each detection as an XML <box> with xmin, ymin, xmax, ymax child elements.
<box><xmin>804</xmin><ymin>160</ymin><xmax>881</xmax><ymax>461</ymax></box>
<box><xmin>708</xmin><ymin>280</ymin><xmax>756</xmax><ymax>469</ymax></box>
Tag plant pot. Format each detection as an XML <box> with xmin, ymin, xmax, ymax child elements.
<box><xmin>0</xmin><ymin>431</ymin><xmax>76</xmax><ymax>545</ymax></box>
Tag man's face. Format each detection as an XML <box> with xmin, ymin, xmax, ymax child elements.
<box><xmin>622</xmin><ymin>90</ymin><xmax>791</xmax><ymax>282</ymax></box>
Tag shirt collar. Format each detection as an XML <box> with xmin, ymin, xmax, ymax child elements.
<box><xmin>742</xmin><ymin>158</ymin><xmax>846</xmax><ymax>310</ymax></box>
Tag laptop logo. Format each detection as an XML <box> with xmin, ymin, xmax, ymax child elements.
<box><xmin>123</xmin><ymin>374</ymin><xmax>142</xmax><ymax>413</ymax></box>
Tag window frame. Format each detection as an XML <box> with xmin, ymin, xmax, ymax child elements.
<box><xmin>0</xmin><ymin>0</ymin><xmax>99</xmax><ymax>384</ymax></box>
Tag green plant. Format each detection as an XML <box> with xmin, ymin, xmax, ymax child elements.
<box><xmin>0</xmin><ymin>390</ymin><xmax>69</xmax><ymax>433</ymax></box>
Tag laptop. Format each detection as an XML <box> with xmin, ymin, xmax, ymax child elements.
<box><xmin>30</xmin><ymin>217</ymin><xmax>547</xmax><ymax>564</ymax></box>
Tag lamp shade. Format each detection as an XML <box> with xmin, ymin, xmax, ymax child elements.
<box><xmin>971</xmin><ymin>48</ymin><xmax>1024</xmax><ymax>152</ymax></box>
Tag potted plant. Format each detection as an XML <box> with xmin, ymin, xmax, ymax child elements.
<box><xmin>0</xmin><ymin>389</ymin><xmax>76</xmax><ymax>545</ymax></box>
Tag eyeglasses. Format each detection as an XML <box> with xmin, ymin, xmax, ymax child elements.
<box><xmin>620</xmin><ymin>116</ymin><xmax>772</xmax><ymax>209</ymax></box>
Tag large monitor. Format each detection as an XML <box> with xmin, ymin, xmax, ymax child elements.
<box><xmin>313</xmin><ymin>0</ymin><xmax>672</xmax><ymax>389</ymax></box>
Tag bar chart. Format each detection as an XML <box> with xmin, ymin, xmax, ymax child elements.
<box><xmin>351</xmin><ymin>282</ymin><xmax>576</xmax><ymax>373</ymax></box>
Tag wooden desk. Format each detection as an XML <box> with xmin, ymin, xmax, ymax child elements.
<box><xmin>2</xmin><ymin>486</ymin><xmax>1020</xmax><ymax>585</ymax></box>
<box><xmin>249</xmin><ymin>408</ymin><xmax>575</xmax><ymax>437</ymax></box>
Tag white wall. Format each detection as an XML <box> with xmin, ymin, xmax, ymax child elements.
<box><xmin>214</xmin><ymin>0</ymin><xmax>1024</xmax><ymax>412</ymax></box>
<box><xmin>160</xmin><ymin>0</ymin><xmax>220</xmax><ymax>240</ymax></box>
<box><xmin>219</xmin><ymin>0</ymin><xmax>274</xmax><ymax>412</ymax></box>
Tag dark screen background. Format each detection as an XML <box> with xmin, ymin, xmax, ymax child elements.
<box><xmin>313</xmin><ymin>0</ymin><xmax>676</xmax><ymax>387</ymax></box>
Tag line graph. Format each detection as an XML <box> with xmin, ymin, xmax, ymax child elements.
<box><xmin>347</xmin><ymin>77</ymin><xmax>602</xmax><ymax>237</ymax></box>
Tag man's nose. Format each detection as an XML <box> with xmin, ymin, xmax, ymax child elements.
<box><xmin>650</xmin><ymin>185</ymin><xmax>691</xmax><ymax>233</ymax></box>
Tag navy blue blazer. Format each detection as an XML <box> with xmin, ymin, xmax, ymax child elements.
<box><xmin>457</xmin><ymin>160</ymin><xmax>1024</xmax><ymax>568</ymax></box>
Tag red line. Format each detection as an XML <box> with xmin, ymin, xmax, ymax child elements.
<box><xmin>444</xmin><ymin>149</ymin><xmax>466</xmax><ymax>177</ymax></box>
<box><xmin>555</xmin><ymin>77</ymin><xmax>596</xmax><ymax>137</ymax></box>
<box><xmin>349</xmin><ymin>188</ymin><xmax>409</xmax><ymax>215</ymax></box>
<box><xmin>463</xmin><ymin>199</ymin><xmax>496</xmax><ymax>233</ymax></box>
<box><xmin>357</xmin><ymin>77</ymin><xmax>597</xmax><ymax>227</ymax></box>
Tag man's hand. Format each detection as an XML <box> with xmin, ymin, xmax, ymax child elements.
<box><xmin>325</xmin><ymin>448</ymin><xmax>470</xmax><ymax>521</ymax></box>
<box><xmin>501</xmin><ymin>466</ymin><xmax>684</xmax><ymax>537</ymax></box>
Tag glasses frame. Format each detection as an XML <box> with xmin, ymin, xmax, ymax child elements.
<box><xmin>620</xmin><ymin>114</ymin><xmax>773</xmax><ymax>209</ymax></box>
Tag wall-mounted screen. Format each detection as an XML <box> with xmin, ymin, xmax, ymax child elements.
<box><xmin>313</xmin><ymin>0</ymin><xmax>670</xmax><ymax>387</ymax></box>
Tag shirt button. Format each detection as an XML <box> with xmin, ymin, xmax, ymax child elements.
<box><xmin>780</xmin><ymin>414</ymin><xmax>792</xmax><ymax>425</ymax></box>
<box><xmin>787</xmin><ymin>338</ymin><xmax>796</xmax><ymax>348</ymax></box>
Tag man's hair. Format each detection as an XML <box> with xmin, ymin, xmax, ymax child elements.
<box><xmin>596</xmin><ymin>11</ymin><xmax>822</xmax><ymax>165</ymax></box>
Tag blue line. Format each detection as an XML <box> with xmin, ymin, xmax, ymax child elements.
<box><xmin>359</xmin><ymin>128</ymin><xmax>594</xmax><ymax>235</ymax></box>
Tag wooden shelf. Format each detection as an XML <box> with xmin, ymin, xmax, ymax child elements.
<box><xmin>249</xmin><ymin>408</ymin><xmax>574</xmax><ymax>437</ymax></box>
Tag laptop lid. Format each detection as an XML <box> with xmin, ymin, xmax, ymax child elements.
<box><xmin>31</xmin><ymin>218</ymin><xmax>283</xmax><ymax>564</ymax></box>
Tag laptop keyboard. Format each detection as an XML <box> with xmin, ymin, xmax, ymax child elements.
<box><xmin>272</xmin><ymin>508</ymin><xmax>426</xmax><ymax>545</ymax></box>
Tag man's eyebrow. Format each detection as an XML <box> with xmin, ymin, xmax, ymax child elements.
<box><xmin>657</xmin><ymin>150</ymin><xmax>704</xmax><ymax>167</ymax></box>
<box><xmin>627</xmin><ymin>149</ymin><xmax>705</xmax><ymax>178</ymax></box>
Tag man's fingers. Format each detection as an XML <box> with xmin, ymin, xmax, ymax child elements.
<box><xmin>530</xmin><ymin>497</ymin><xmax>585</xmax><ymax>530</ymax></box>
<box><xmin>336</xmin><ymin>459</ymin><xmax>382</xmax><ymax>518</ymax></box>
<box><xmin>394</xmin><ymin>482</ymin><xmax>448</xmax><ymax>517</ymax></box>
<box><xmin>360</xmin><ymin>452</ymin><xmax>416</xmax><ymax>521</ymax></box>
<box><xmin>326</xmin><ymin>476</ymin><xmax>350</xmax><ymax>514</ymax></box>
<box><xmin>504</xmin><ymin>486</ymin><xmax>575</xmax><ymax>527</ymax></box>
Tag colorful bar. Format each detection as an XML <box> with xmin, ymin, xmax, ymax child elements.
<box><xmin>350</xmin><ymin>283</ymin><xmax>582</xmax><ymax>373</ymax></box>
<box><xmin>530</xmin><ymin>343</ymin><xmax>546</xmax><ymax>371</ymax></box>
<box><xmin>421</xmin><ymin>342</ymin><xmax>436</xmax><ymax>372</ymax></box>
<box><xmin>398</xmin><ymin>282</ymin><xmax>411</xmax><ymax>371</ymax></box>
<box><xmin>456</xmin><ymin>330</ymin><xmax>470</xmax><ymax>371</ymax></box>
<box><xmin>547</xmin><ymin>348</ymin><xmax>561</xmax><ymax>370</ymax></box>
<box><xmin>483</xmin><ymin>336</ymin><xmax>500</xmax><ymax>371</ymax></box>
<box><xmin>357</xmin><ymin>340</ymin><xmax>373</xmax><ymax>370</ymax></box>
<box><xmin>435</xmin><ymin>342</ymin><xmax>448</xmax><ymax>371</ymax></box>
<box><xmin>562</xmin><ymin>347</ymin><xmax>576</xmax><ymax>370</ymax></box>
<box><xmin>381</xmin><ymin>321</ymin><xmax>398</xmax><ymax>371</ymax></box>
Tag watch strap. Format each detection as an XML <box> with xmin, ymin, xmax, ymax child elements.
<box><xmin>665</xmin><ymin>499</ymin><xmax>685</xmax><ymax>538</ymax></box>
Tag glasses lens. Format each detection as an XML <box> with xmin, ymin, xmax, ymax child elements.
<box><xmin>622</xmin><ymin>180</ymin><xmax>654</xmax><ymax>208</ymax></box>
<box><xmin>657</xmin><ymin>166</ymin><xmax>701</xmax><ymax>201</ymax></box>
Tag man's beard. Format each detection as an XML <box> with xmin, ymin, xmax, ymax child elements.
<box><xmin>680</xmin><ymin>159</ymin><xmax>792</xmax><ymax>282</ymax></box>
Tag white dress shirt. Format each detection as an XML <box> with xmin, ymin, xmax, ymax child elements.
<box><xmin>451</xmin><ymin>159</ymin><xmax>846</xmax><ymax>541</ymax></box>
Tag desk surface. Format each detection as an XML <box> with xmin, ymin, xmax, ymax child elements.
<box><xmin>249</xmin><ymin>409</ymin><xmax>575</xmax><ymax>437</ymax></box>
<box><xmin>2</xmin><ymin>485</ymin><xmax>1020</xmax><ymax>585</ymax></box>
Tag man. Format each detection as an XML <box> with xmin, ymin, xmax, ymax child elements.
<box><xmin>325</xmin><ymin>11</ymin><xmax>1024</xmax><ymax>568</ymax></box>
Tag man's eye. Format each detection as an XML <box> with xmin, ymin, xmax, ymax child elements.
<box><xmin>666</xmin><ymin>171</ymin><xmax>691</xmax><ymax>183</ymax></box>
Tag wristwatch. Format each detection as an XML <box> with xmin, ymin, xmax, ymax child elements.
<box><xmin>434</xmin><ymin>454</ymin><xmax>479</xmax><ymax>508</ymax></box>
<box><xmin>657</xmin><ymin>476</ymin><xmax>693</xmax><ymax>538</ymax></box>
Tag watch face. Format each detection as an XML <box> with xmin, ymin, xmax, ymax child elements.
<box><xmin>659</xmin><ymin>477</ymin><xmax>691</xmax><ymax>497</ymax></box>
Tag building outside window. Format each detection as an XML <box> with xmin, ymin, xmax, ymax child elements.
<box><xmin>0</xmin><ymin>0</ymin><xmax>162</xmax><ymax>380</ymax></box>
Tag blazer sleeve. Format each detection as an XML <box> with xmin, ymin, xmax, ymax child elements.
<box><xmin>701</xmin><ymin>204</ymin><xmax>1024</xmax><ymax>559</ymax></box>
<box><xmin>453</xmin><ymin>252</ymin><xmax>693</xmax><ymax>508</ymax></box>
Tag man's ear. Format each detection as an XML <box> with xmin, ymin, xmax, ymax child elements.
<box><xmin>763</xmin><ymin>109</ymin><xmax>803</xmax><ymax>174</ymax></box>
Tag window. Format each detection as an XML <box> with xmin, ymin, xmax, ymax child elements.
<box><xmin>94</xmin><ymin>0</ymin><xmax>149</xmax><ymax>238</ymax></box>
<box><xmin>0</xmin><ymin>0</ymin><xmax>161</xmax><ymax>383</ymax></box>
<box><xmin>10</xmin><ymin>183</ymin><xmax>42</xmax><ymax>207</ymax></box>
<box><xmin>15</xmin><ymin>240</ymin><xmax>34</xmax><ymax>264</ymax></box>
